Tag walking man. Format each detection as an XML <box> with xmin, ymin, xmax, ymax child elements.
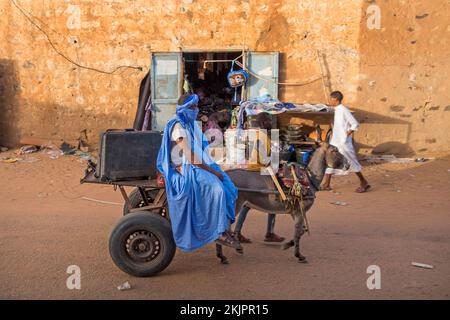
<box><xmin>320</xmin><ymin>91</ymin><xmax>371</xmax><ymax>193</ymax></box>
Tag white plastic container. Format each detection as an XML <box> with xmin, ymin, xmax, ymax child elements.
<box><xmin>224</xmin><ymin>129</ymin><xmax>247</xmax><ymax>166</ymax></box>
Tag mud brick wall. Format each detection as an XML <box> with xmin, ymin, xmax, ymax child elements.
<box><xmin>0</xmin><ymin>0</ymin><xmax>448</xmax><ymax>155</ymax></box>
<box><xmin>356</xmin><ymin>0</ymin><xmax>450</xmax><ymax>155</ymax></box>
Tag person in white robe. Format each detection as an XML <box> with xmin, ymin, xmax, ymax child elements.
<box><xmin>320</xmin><ymin>91</ymin><xmax>371</xmax><ymax>193</ymax></box>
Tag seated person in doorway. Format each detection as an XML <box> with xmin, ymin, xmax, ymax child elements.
<box><xmin>157</xmin><ymin>94</ymin><xmax>241</xmax><ymax>251</ymax></box>
<box><xmin>195</xmin><ymin>87</ymin><xmax>213</xmax><ymax>107</ymax></box>
<box><xmin>319</xmin><ymin>91</ymin><xmax>371</xmax><ymax>193</ymax></box>
<box><xmin>234</xmin><ymin>112</ymin><xmax>285</xmax><ymax>244</ymax></box>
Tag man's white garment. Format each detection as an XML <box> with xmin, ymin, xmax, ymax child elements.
<box><xmin>170</xmin><ymin>122</ymin><xmax>188</xmax><ymax>167</ymax></box>
<box><xmin>171</xmin><ymin>122</ymin><xmax>187</xmax><ymax>142</ymax></box>
<box><xmin>326</xmin><ymin>104</ymin><xmax>362</xmax><ymax>175</ymax></box>
<box><xmin>170</xmin><ymin>122</ymin><xmax>204</xmax><ymax>167</ymax></box>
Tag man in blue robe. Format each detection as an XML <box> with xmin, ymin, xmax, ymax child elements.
<box><xmin>157</xmin><ymin>94</ymin><xmax>240</xmax><ymax>252</ymax></box>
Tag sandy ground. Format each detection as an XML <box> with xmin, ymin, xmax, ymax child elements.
<box><xmin>0</xmin><ymin>149</ymin><xmax>449</xmax><ymax>300</ymax></box>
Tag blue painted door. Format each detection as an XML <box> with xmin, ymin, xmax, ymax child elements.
<box><xmin>151</xmin><ymin>52</ymin><xmax>183</xmax><ymax>131</ymax></box>
<box><xmin>245</xmin><ymin>52</ymin><xmax>279</xmax><ymax>99</ymax></box>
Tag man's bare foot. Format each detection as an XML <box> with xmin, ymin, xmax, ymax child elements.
<box><xmin>319</xmin><ymin>185</ymin><xmax>332</xmax><ymax>191</ymax></box>
<box><xmin>264</xmin><ymin>233</ymin><xmax>285</xmax><ymax>242</ymax></box>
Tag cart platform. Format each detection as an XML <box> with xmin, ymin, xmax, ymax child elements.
<box><xmin>80</xmin><ymin>170</ymin><xmax>159</xmax><ymax>188</ymax></box>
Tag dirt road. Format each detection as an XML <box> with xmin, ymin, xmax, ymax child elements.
<box><xmin>0</xmin><ymin>150</ymin><xmax>449</xmax><ymax>299</ymax></box>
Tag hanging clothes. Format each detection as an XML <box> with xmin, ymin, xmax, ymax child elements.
<box><xmin>157</xmin><ymin>94</ymin><xmax>238</xmax><ymax>252</ymax></box>
<box><xmin>133</xmin><ymin>71</ymin><xmax>151</xmax><ymax>130</ymax></box>
<box><xmin>326</xmin><ymin>104</ymin><xmax>362</xmax><ymax>175</ymax></box>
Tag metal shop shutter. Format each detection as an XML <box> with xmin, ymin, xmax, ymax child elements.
<box><xmin>245</xmin><ymin>52</ymin><xmax>279</xmax><ymax>100</ymax></box>
<box><xmin>150</xmin><ymin>52</ymin><xmax>183</xmax><ymax>131</ymax></box>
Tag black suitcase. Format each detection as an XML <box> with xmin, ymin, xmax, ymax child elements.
<box><xmin>96</xmin><ymin>129</ymin><xmax>162</xmax><ymax>181</ymax></box>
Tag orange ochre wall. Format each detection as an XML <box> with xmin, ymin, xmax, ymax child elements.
<box><xmin>0</xmin><ymin>0</ymin><xmax>449</xmax><ymax>155</ymax></box>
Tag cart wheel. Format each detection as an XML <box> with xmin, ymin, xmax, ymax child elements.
<box><xmin>124</xmin><ymin>188</ymin><xmax>168</xmax><ymax>219</ymax></box>
<box><xmin>109</xmin><ymin>212</ymin><xmax>176</xmax><ymax>277</ymax></box>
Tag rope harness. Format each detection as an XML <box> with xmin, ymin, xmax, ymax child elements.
<box><xmin>283</xmin><ymin>165</ymin><xmax>311</xmax><ymax>235</ymax></box>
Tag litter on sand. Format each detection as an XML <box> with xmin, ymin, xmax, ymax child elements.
<box><xmin>361</xmin><ymin>155</ymin><xmax>435</xmax><ymax>164</ymax></box>
<box><xmin>17</xmin><ymin>145</ymin><xmax>40</xmax><ymax>155</ymax></box>
<box><xmin>60</xmin><ymin>142</ymin><xmax>77</xmax><ymax>155</ymax></box>
<box><xmin>74</xmin><ymin>150</ymin><xmax>93</xmax><ymax>161</ymax></box>
<box><xmin>47</xmin><ymin>150</ymin><xmax>63</xmax><ymax>160</ymax></box>
<box><xmin>331</xmin><ymin>201</ymin><xmax>348</xmax><ymax>206</ymax></box>
<box><xmin>411</xmin><ymin>262</ymin><xmax>434</xmax><ymax>269</ymax></box>
<box><xmin>1</xmin><ymin>157</ymin><xmax>22</xmax><ymax>163</ymax></box>
<box><xmin>0</xmin><ymin>147</ymin><xmax>8</xmax><ymax>152</ymax></box>
<box><xmin>117</xmin><ymin>281</ymin><xmax>132</xmax><ymax>291</ymax></box>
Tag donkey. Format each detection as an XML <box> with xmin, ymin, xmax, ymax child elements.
<box><xmin>225</xmin><ymin>142</ymin><xmax>349</xmax><ymax>263</ymax></box>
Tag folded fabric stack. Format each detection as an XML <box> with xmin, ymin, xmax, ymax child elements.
<box><xmin>235</xmin><ymin>94</ymin><xmax>333</xmax><ymax>129</ymax></box>
<box><xmin>237</xmin><ymin>94</ymin><xmax>296</xmax><ymax>128</ymax></box>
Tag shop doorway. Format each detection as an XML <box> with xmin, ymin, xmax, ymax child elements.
<box><xmin>182</xmin><ymin>51</ymin><xmax>243</xmax><ymax>132</ymax></box>
<box><xmin>150</xmin><ymin>51</ymin><xmax>279</xmax><ymax>131</ymax></box>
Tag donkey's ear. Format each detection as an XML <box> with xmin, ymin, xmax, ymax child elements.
<box><xmin>325</xmin><ymin>128</ymin><xmax>332</xmax><ymax>143</ymax></box>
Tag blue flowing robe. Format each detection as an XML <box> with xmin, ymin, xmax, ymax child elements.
<box><xmin>157</xmin><ymin>104</ymin><xmax>238</xmax><ymax>252</ymax></box>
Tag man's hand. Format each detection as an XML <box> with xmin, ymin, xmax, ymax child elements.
<box><xmin>197</xmin><ymin>163</ymin><xmax>224</xmax><ymax>181</ymax></box>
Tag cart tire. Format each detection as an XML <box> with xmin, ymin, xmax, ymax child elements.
<box><xmin>123</xmin><ymin>188</ymin><xmax>168</xmax><ymax>219</ymax></box>
<box><xmin>109</xmin><ymin>211</ymin><xmax>176</xmax><ymax>277</ymax></box>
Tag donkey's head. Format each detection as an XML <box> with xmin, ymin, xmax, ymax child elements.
<box><xmin>322</xmin><ymin>142</ymin><xmax>350</xmax><ymax>171</ymax></box>
<box><xmin>305</xmin><ymin>142</ymin><xmax>349</xmax><ymax>189</ymax></box>
<box><xmin>308</xmin><ymin>142</ymin><xmax>350</xmax><ymax>177</ymax></box>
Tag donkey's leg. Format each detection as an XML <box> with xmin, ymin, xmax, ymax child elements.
<box><xmin>216</xmin><ymin>243</ymin><xmax>229</xmax><ymax>264</ymax></box>
<box><xmin>281</xmin><ymin>214</ymin><xmax>296</xmax><ymax>250</ymax></box>
<box><xmin>293</xmin><ymin>213</ymin><xmax>307</xmax><ymax>263</ymax></box>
